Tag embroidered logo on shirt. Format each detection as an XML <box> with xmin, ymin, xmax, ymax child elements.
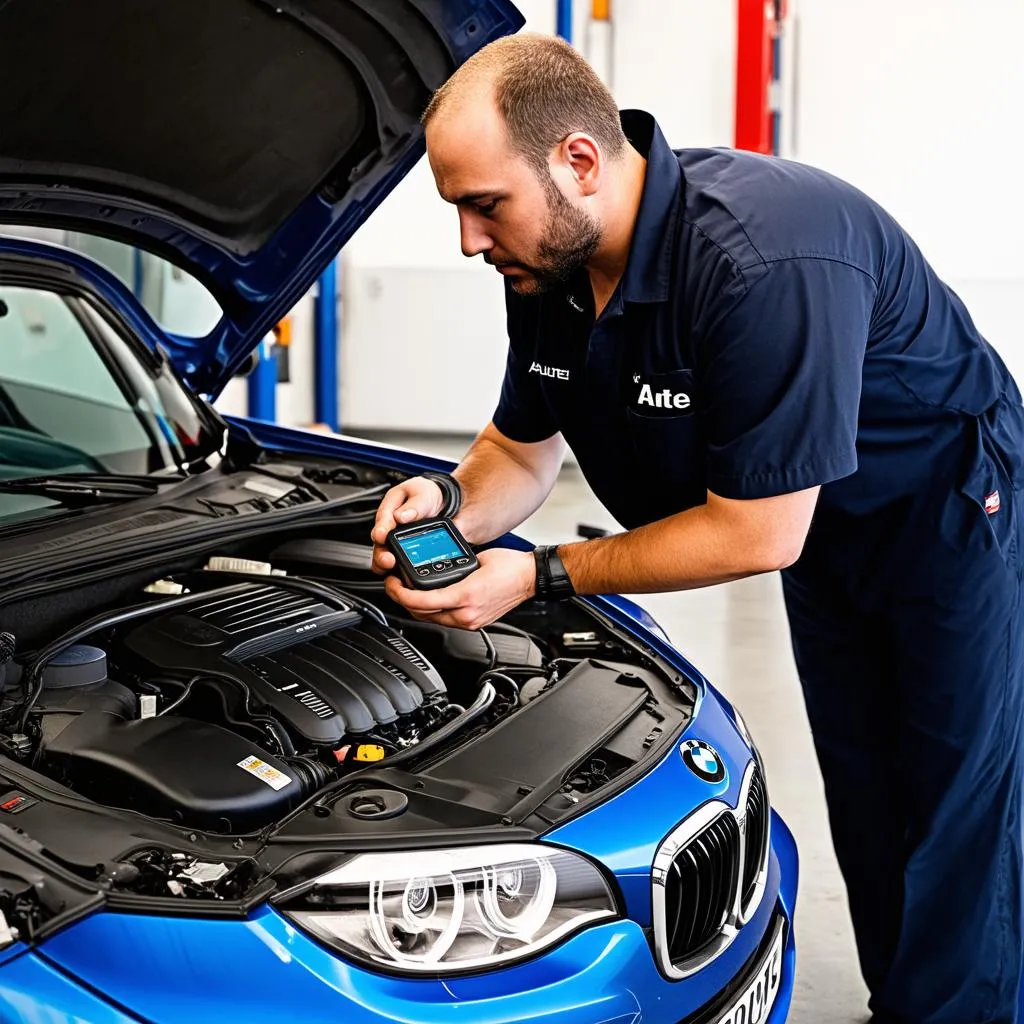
<box><xmin>637</xmin><ymin>382</ymin><xmax>691</xmax><ymax>410</ymax></box>
<box><xmin>985</xmin><ymin>490</ymin><xmax>1001</xmax><ymax>515</ymax></box>
<box><xmin>529</xmin><ymin>361</ymin><xmax>571</xmax><ymax>381</ymax></box>
<box><xmin>566</xmin><ymin>294</ymin><xmax>585</xmax><ymax>313</ymax></box>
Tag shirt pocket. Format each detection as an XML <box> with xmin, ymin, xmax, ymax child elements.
<box><xmin>624</xmin><ymin>370</ymin><xmax>707</xmax><ymax>516</ymax></box>
<box><xmin>952</xmin><ymin>405</ymin><xmax>1024</xmax><ymax>572</ymax></box>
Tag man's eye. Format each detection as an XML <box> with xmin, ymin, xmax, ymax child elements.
<box><xmin>476</xmin><ymin>200</ymin><xmax>499</xmax><ymax>215</ymax></box>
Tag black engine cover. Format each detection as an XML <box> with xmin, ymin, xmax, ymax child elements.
<box><xmin>115</xmin><ymin>584</ymin><xmax>446</xmax><ymax>746</ymax></box>
<box><xmin>43</xmin><ymin>712</ymin><xmax>306</xmax><ymax>832</ymax></box>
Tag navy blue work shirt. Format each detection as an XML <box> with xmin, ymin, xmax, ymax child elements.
<box><xmin>492</xmin><ymin>110</ymin><xmax>1017</xmax><ymax>532</ymax></box>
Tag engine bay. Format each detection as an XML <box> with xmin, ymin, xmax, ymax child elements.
<box><xmin>3</xmin><ymin>568</ymin><xmax>529</xmax><ymax>832</ymax></box>
<box><xmin>0</xmin><ymin>453</ymin><xmax>697</xmax><ymax>937</ymax></box>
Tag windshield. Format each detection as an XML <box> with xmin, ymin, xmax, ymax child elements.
<box><xmin>0</xmin><ymin>282</ymin><xmax>222</xmax><ymax>521</ymax></box>
<box><xmin>0</xmin><ymin>226</ymin><xmax>222</xmax><ymax>338</ymax></box>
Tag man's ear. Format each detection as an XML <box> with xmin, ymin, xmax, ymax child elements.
<box><xmin>553</xmin><ymin>132</ymin><xmax>602</xmax><ymax>196</ymax></box>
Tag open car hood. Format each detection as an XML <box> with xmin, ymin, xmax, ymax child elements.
<box><xmin>0</xmin><ymin>0</ymin><xmax>523</xmax><ymax>394</ymax></box>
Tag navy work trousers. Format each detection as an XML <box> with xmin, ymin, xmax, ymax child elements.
<box><xmin>783</xmin><ymin>399</ymin><xmax>1024</xmax><ymax>1024</ymax></box>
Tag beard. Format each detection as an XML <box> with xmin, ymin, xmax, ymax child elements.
<box><xmin>495</xmin><ymin>178</ymin><xmax>602</xmax><ymax>296</ymax></box>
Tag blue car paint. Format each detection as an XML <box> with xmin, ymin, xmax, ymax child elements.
<box><xmin>0</xmin><ymin>953</ymin><xmax>139</xmax><ymax>1024</ymax></box>
<box><xmin>0</xmin><ymin>948</ymin><xmax>26</xmax><ymax>971</ymax></box>
<box><xmin>547</xmin><ymin>688</ymin><xmax>768</xmax><ymax>928</ymax></box>
<box><xmin>0</xmin><ymin>242</ymin><xmax>798</xmax><ymax>1019</ymax></box>
<box><xmin>29</xmin><ymin>908</ymin><xmax>795</xmax><ymax>1024</ymax></box>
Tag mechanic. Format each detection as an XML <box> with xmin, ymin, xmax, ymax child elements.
<box><xmin>370</xmin><ymin>33</ymin><xmax>1024</xmax><ymax>1024</ymax></box>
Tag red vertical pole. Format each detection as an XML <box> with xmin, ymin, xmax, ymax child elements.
<box><xmin>735</xmin><ymin>0</ymin><xmax>783</xmax><ymax>155</ymax></box>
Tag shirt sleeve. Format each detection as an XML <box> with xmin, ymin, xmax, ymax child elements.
<box><xmin>698</xmin><ymin>257</ymin><xmax>877</xmax><ymax>499</ymax></box>
<box><xmin>491</xmin><ymin>288</ymin><xmax>559</xmax><ymax>444</ymax></box>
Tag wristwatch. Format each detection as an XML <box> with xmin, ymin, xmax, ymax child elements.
<box><xmin>533</xmin><ymin>545</ymin><xmax>576</xmax><ymax>600</ymax></box>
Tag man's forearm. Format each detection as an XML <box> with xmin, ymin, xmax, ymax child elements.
<box><xmin>451</xmin><ymin>424</ymin><xmax>565</xmax><ymax>545</ymax></box>
<box><xmin>558</xmin><ymin>488</ymin><xmax>819</xmax><ymax>594</ymax></box>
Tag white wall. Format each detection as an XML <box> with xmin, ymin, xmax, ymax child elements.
<box><xmin>791</xmin><ymin>0</ymin><xmax>1024</xmax><ymax>376</ymax></box>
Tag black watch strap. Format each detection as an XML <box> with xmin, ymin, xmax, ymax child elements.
<box><xmin>533</xmin><ymin>545</ymin><xmax>576</xmax><ymax>600</ymax></box>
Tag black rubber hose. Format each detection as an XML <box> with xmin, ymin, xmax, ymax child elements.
<box><xmin>156</xmin><ymin>675</ymin><xmax>201</xmax><ymax>716</ymax></box>
<box><xmin>480</xmin><ymin>629</ymin><xmax>498</xmax><ymax>672</ymax></box>
<box><xmin>133</xmin><ymin>670</ymin><xmax>296</xmax><ymax>756</ymax></box>
<box><xmin>285</xmin><ymin>755</ymin><xmax>334</xmax><ymax>791</ymax></box>
<box><xmin>477</xmin><ymin>669</ymin><xmax>520</xmax><ymax>704</ymax></box>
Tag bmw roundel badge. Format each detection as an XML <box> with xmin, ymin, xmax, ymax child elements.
<box><xmin>681</xmin><ymin>739</ymin><xmax>726</xmax><ymax>783</ymax></box>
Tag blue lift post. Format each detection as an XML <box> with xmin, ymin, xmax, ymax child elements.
<box><xmin>249</xmin><ymin>256</ymin><xmax>338</xmax><ymax>427</ymax></box>
<box><xmin>557</xmin><ymin>0</ymin><xmax>573</xmax><ymax>42</ymax></box>
<box><xmin>314</xmin><ymin>258</ymin><xmax>339</xmax><ymax>432</ymax></box>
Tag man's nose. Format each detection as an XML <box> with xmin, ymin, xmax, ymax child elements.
<box><xmin>459</xmin><ymin>212</ymin><xmax>493</xmax><ymax>258</ymax></box>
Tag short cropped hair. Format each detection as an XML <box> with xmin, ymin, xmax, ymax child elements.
<box><xmin>422</xmin><ymin>33</ymin><xmax>627</xmax><ymax>175</ymax></box>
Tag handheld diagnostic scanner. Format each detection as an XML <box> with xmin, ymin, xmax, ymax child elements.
<box><xmin>385</xmin><ymin>517</ymin><xmax>479</xmax><ymax>590</ymax></box>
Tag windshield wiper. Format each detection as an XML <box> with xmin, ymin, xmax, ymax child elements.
<box><xmin>0</xmin><ymin>472</ymin><xmax>185</xmax><ymax>504</ymax></box>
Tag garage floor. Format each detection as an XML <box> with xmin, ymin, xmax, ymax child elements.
<box><xmin>373</xmin><ymin>435</ymin><xmax>871</xmax><ymax>1023</ymax></box>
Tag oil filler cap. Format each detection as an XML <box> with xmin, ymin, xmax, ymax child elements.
<box><xmin>42</xmin><ymin>645</ymin><xmax>107</xmax><ymax>689</ymax></box>
<box><xmin>345</xmin><ymin>789</ymin><xmax>409</xmax><ymax>821</ymax></box>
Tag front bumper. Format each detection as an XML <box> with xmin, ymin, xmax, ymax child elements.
<box><xmin>0</xmin><ymin>814</ymin><xmax>796</xmax><ymax>1024</ymax></box>
<box><xmin>3</xmin><ymin>911</ymin><xmax>794</xmax><ymax>1024</ymax></box>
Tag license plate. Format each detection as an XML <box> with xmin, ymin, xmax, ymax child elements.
<box><xmin>715</xmin><ymin>920</ymin><xmax>785</xmax><ymax>1024</ymax></box>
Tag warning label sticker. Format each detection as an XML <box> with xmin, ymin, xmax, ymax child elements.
<box><xmin>237</xmin><ymin>755</ymin><xmax>292</xmax><ymax>792</ymax></box>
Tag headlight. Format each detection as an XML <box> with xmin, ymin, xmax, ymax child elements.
<box><xmin>276</xmin><ymin>844</ymin><xmax>618</xmax><ymax>974</ymax></box>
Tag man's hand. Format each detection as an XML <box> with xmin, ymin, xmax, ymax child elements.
<box><xmin>370</xmin><ymin>476</ymin><xmax>446</xmax><ymax>575</ymax></box>
<box><xmin>383</xmin><ymin>548</ymin><xmax>536</xmax><ymax>630</ymax></box>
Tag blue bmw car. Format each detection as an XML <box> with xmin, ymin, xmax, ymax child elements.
<box><xmin>0</xmin><ymin>2</ymin><xmax>798</xmax><ymax>1021</ymax></box>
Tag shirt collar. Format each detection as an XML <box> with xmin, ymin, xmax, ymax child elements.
<box><xmin>618</xmin><ymin>110</ymin><xmax>682</xmax><ymax>305</ymax></box>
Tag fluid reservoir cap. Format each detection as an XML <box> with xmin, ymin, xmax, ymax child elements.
<box><xmin>42</xmin><ymin>645</ymin><xmax>108</xmax><ymax>689</ymax></box>
<box><xmin>345</xmin><ymin>789</ymin><xmax>409</xmax><ymax>820</ymax></box>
